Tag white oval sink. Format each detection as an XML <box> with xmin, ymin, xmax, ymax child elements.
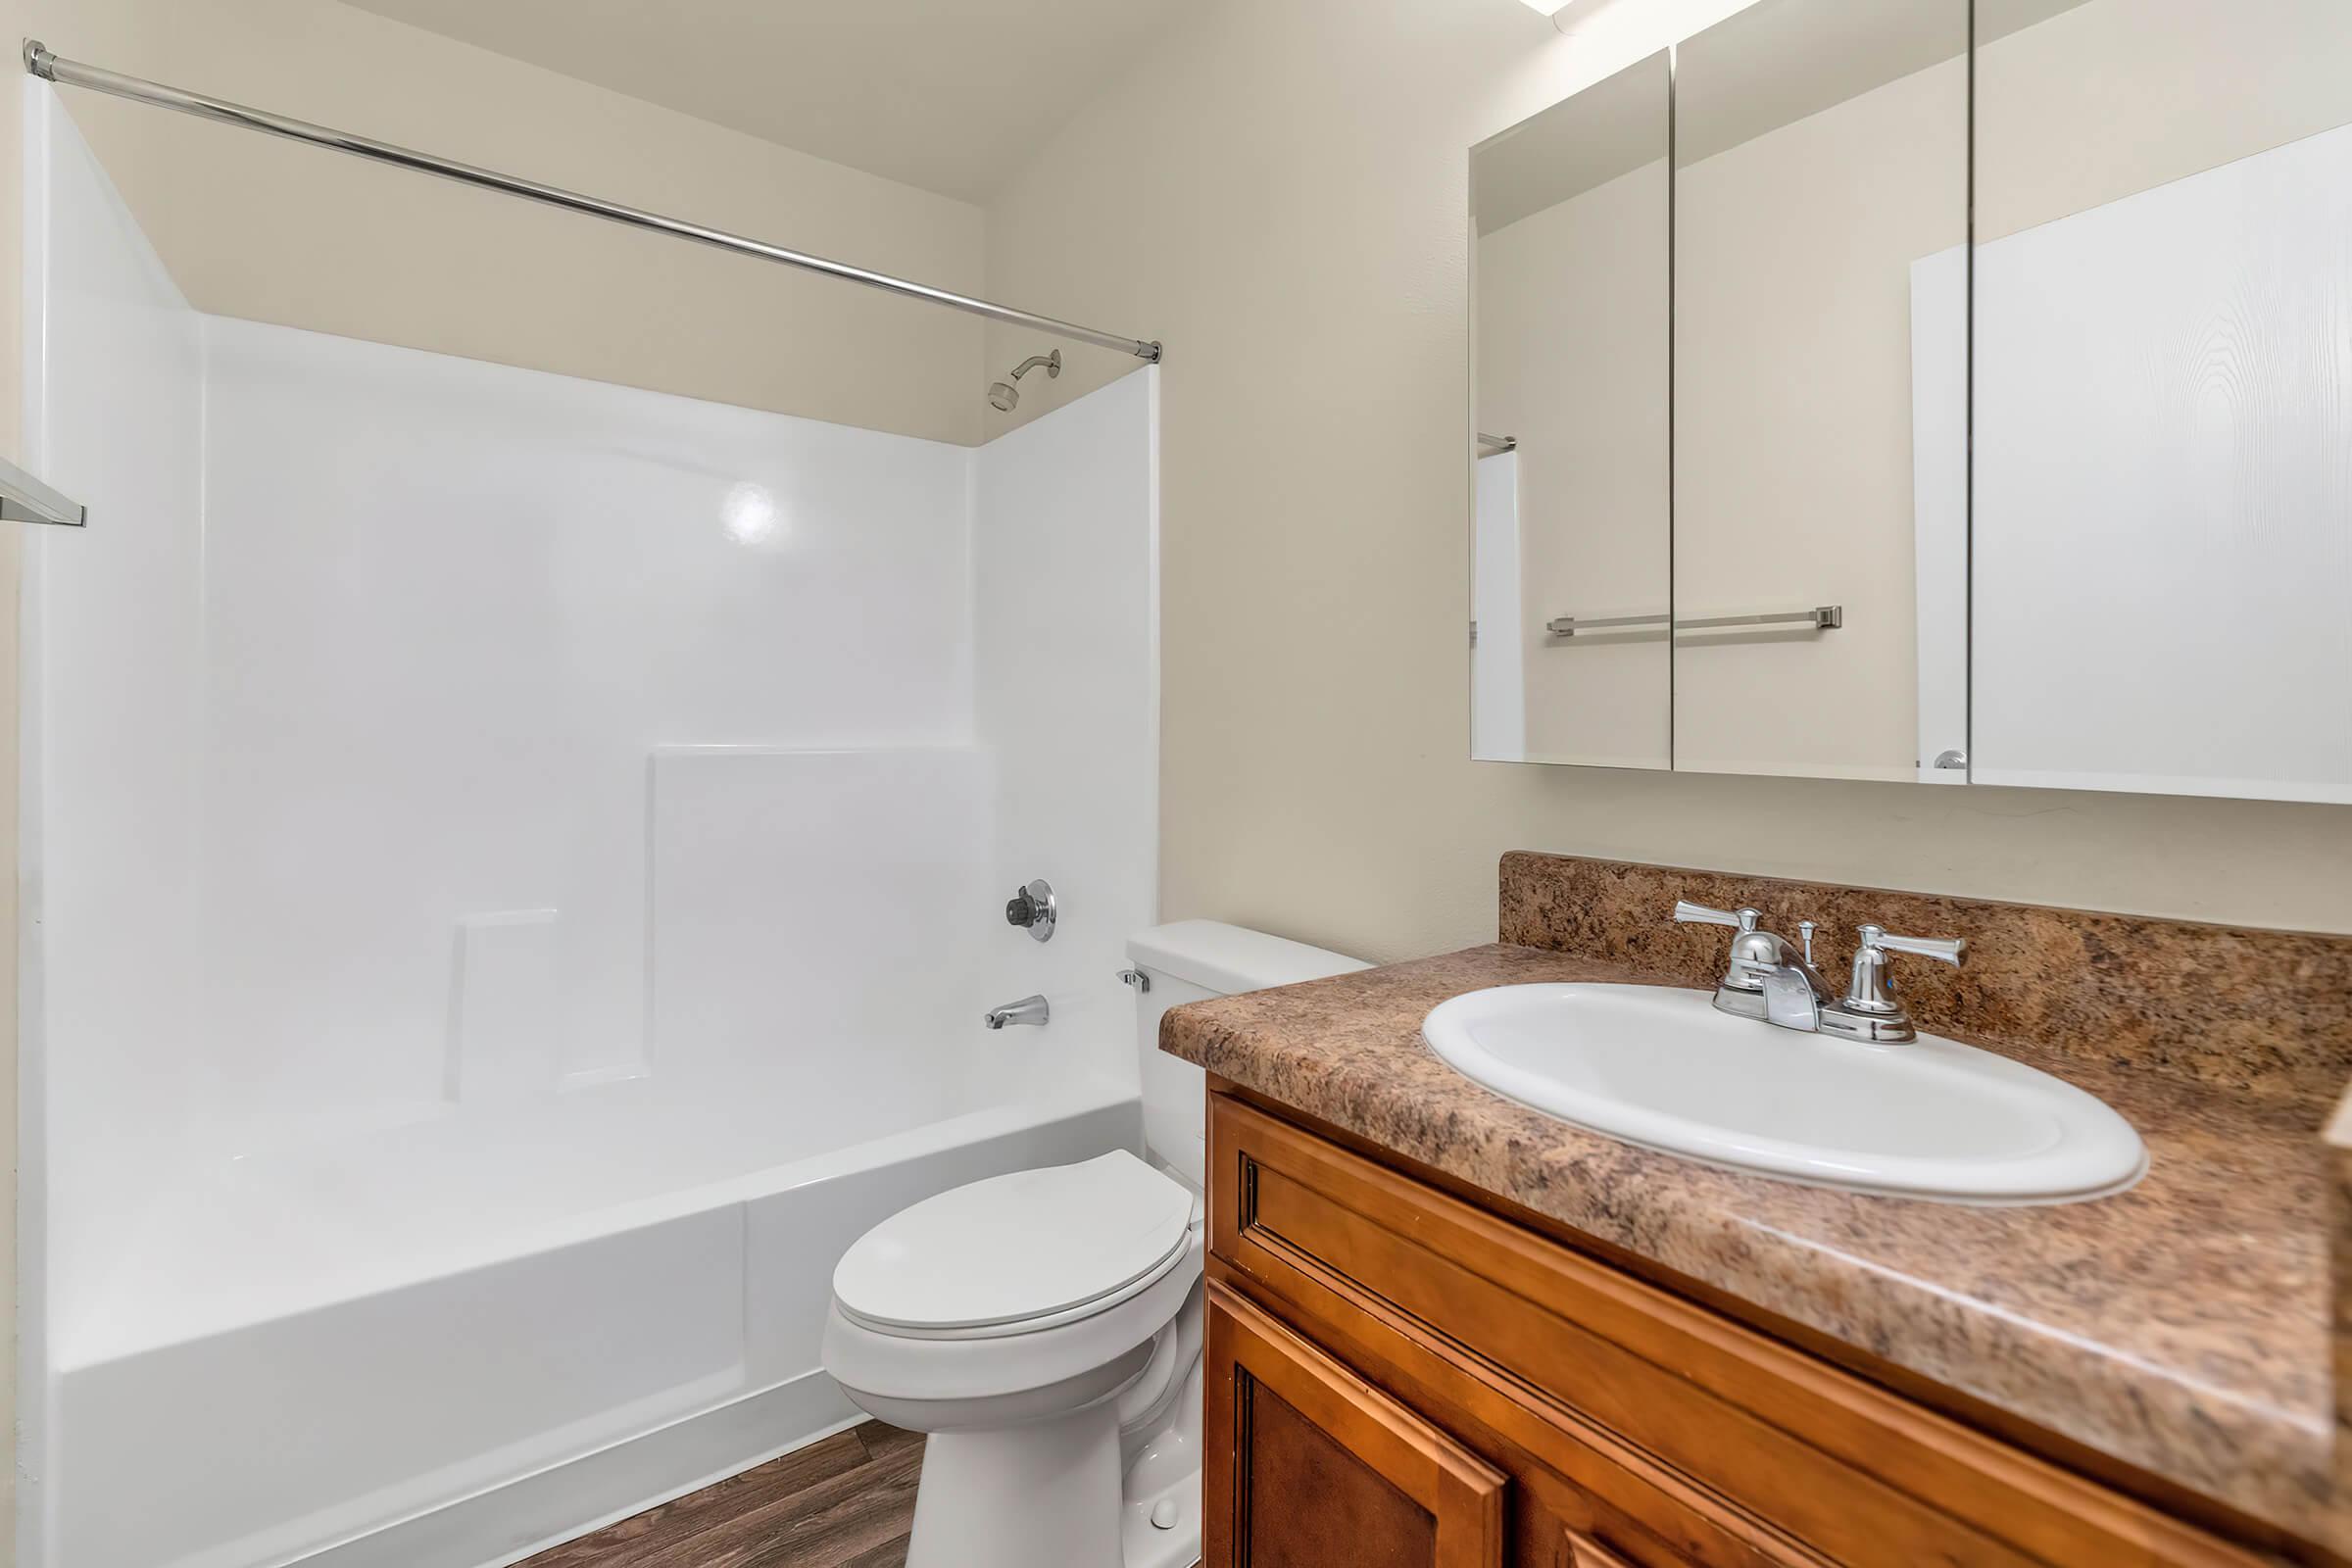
<box><xmin>1421</xmin><ymin>984</ymin><xmax>2145</xmax><ymax>1204</ymax></box>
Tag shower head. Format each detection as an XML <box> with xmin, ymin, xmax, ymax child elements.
<box><xmin>987</xmin><ymin>349</ymin><xmax>1062</xmax><ymax>411</ymax></box>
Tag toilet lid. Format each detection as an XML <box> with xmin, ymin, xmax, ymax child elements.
<box><xmin>833</xmin><ymin>1150</ymin><xmax>1194</xmax><ymax>1334</ymax></box>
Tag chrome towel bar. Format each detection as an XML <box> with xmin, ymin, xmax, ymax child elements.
<box><xmin>1544</xmin><ymin>606</ymin><xmax>1841</xmax><ymax>639</ymax></box>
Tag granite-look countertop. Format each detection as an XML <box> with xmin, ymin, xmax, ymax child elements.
<box><xmin>1162</xmin><ymin>942</ymin><xmax>2334</xmax><ymax>1541</ymax></box>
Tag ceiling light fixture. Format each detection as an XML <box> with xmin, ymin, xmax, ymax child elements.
<box><xmin>1516</xmin><ymin>0</ymin><xmax>1575</xmax><ymax>14</ymax></box>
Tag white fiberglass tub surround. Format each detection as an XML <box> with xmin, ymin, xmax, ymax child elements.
<box><xmin>22</xmin><ymin>89</ymin><xmax>1159</xmax><ymax>1568</ymax></box>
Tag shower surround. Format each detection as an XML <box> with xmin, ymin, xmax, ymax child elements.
<box><xmin>18</xmin><ymin>89</ymin><xmax>1159</xmax><ymax>1568</ymax></box>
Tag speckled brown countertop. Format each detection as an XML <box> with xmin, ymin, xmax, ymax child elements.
<box><xmin>1163</xmin><ymin>890</ymin><xmax>2348</xmax><ymax>1543</ymax></box>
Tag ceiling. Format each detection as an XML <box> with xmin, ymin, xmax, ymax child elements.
<box><xmin>339</xmin><ymin>0</ymin><xmax>1186</xmax><ymax>205</ymax></box>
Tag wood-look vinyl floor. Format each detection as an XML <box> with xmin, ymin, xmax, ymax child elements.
<box><xmin>519</xmin><ymin>1421</ymin><xmax>921</xmax><ymax>1568</ymax></box>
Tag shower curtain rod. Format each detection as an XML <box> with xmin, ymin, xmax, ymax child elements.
<box><xmin>24</xmin><ymin>40</ymin><xmax>1164</xmax><ymax>365</ymax></box>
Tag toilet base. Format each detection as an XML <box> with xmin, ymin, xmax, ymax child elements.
<box><xmin>906</xmin><ymin>1400</ymin><xmax>1125</xmax><ymax>1568</ymax></box>
<box><xmin>1120</xmin><ymin>1465</ymin><xmax>1201</xmax><ymax>1568</ymax></box>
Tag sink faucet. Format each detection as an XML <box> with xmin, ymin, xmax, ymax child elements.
<box><xmin>1673</xmin><ymin>902</ymin><xmax>1832</xmax><ymax>1028</ymax></box>
<box><xmin>983</xmin><ymin>993</ymin><xmax>1051</xmax><ymax>1030</ymax></box>
<box><xmin>1673</xmin><ymin>901</ymin><xmax>1965</xmax><ymax>1043</ymax></box>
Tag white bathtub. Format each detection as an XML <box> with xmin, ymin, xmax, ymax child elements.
<box><xmin>52</xmin><ymin>1074</ymin><xmax>1141</xmax><ymax>1568</ymax></box>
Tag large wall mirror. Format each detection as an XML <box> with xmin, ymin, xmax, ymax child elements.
<box><xmin>1470</xmin><ymin>0</ymin><xmax>2352</xmax><ymax>806</ymax></box>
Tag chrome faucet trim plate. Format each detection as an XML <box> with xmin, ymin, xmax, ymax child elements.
<box><xmin>1004</xmin><ymin>878</ymin><xmax>1056</xmax><ymax>943</ymax></box>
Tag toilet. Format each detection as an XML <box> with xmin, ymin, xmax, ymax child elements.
<box><xmin>820</xmin><ymin>920</ymin><xmax>1368</xmax><ymax>1568</ymax></box>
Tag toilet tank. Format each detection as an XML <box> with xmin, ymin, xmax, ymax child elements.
<box><xmin>1126</xmin><ymin>920</ymin><xmax>1370</xmax><ymax>1188</ymax></box>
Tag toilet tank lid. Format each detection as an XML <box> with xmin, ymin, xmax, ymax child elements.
<box><xmin>1126</xmin><ymin>919</ymin><xmax>1370</xmax><ymax>996</ymax></box>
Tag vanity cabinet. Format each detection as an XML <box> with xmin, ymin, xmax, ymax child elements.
<box><xmin>1200</xmin><ymin>1087</ymin><xmax>2278</xmax><ymax>1568</ymax></box>
<box><xmin>1206</xmin><ymin>1286</ymin><xmax>1505</xmax><ymax>1567</ymax></box>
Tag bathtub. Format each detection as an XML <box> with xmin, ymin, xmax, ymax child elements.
<box><xmin>50</xmin><ymin>1072</ymin><xmax>1141</xmax><ymax>1568</ymax></box>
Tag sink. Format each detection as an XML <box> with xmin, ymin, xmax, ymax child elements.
<box><xmin>1420</xmin><ymin>984</ymin><xmax>2145</xmax><ymax>1204</ymax></box>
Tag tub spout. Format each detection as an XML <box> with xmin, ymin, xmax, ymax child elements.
<box><xmin>983</xmin><ymin>994</ymin><xmax>1050</xmax><ymax>1030</ymax></box>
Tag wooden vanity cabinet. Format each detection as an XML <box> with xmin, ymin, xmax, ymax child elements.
<box><xmin>1206</xmin><ymin>1284</ymin><xmax>1505</xmax><ymax>1568</ymax></box>
<box><xmin>1200</xmin><ymin>1086</ymin><xmax>2280</xmax><ymax>1568</ymax></box>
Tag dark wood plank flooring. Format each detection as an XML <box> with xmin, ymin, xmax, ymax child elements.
<box><xmin>522</xmin><ymin>1421</ymin><xmax>922</xmax><ymax>1568</ymax></box>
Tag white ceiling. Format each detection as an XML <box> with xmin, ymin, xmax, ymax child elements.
<box><xmin>339</xmin><ymin>0</ymin><xmax>1187</xmax><ymax>205</ymax></box>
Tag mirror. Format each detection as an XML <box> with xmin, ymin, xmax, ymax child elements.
<box><xmin>1672</xmin><ymin>0</ymin><xmax>1970</xmax><ymax>781</ymax></box>
<box><xmin>1470</xmin><ymin>1</ymin><xmax>2350</xmax><ymax>805</ymax></box>
<box><xmin>1972</xmin><ymin>0</ymin><xmax>2352</xmax><ymax>804</ymax></box>
<box><xmin>1470</xmin><ymin>53</ymin><xmax>1672</xmax><ymax>768</ymax></box>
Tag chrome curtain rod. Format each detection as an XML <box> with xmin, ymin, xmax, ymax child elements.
<box><xmin>24</xmin><ymin>40</ymin><xmax>1163</xmax><ymax>365</ymax></box>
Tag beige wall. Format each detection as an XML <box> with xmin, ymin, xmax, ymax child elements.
<box><xmin>1981</xmin><ymin>0</ymin><xmax>2352</xmax><ymax>241</ymax></box>
<box><xmin>982</xmin><ymin>0</ymin><xmax>2352</xmax><ymax>963</ymax></box>
<box><xmin>23</xmin><ymin>0</ymin><xmax>990</xmax><ymax>446</ymax></box>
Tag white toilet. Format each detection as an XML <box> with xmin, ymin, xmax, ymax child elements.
<box><xmin>820</xmin><ymin>920</ymin><xmax>1368</xmax><ymax>1568</ymax></box>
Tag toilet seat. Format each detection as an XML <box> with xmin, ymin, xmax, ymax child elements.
<box><xmin>822</xmin><ymin>1229</ymin><xmax>1203</xmax><ymax>1408</ymax></box>
<box><xmin>833</xmin><ymin>1150</ymin><xmax>1195</xmax><ymax>1341</ymax></box>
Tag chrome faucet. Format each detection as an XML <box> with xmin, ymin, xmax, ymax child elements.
<box><xmin>1673</xmin><ymin>902</ymin><xmax>1833</xmax><ymax>1029</ymax></box>
<box><xmin>1830</xmin><ymin>924</ymin><xmax>1968</xmax><ymax>1042</ymax></box>
<box><xmin>983</xmin><ymin>993</ymin><xmax>1051</xmax><ymax>1030</ymax></box>
<box><xmin>1672</xmin><ymin>901</ymin><xmax>1965</xmax><ymax>1043</ymax></box>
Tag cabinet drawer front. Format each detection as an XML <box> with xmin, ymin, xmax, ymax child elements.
<box><xmin>1207</xmin><ymin>1281</ymin><xmax>1506</xmax><ymax>1568</ymax></box>
<box><xmin>1208</xmin><ymin>1091</ymin><xmax>2266</xmax><ymax>1568</ymax></box>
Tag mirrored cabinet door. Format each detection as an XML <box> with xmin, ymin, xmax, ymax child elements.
<box><xmin>1466</xmin><ymin>1</ymin><xmax>2347</xmax><ymax>805</ymax></box>
<box><xmin>1470</xmin><ymin>53</ymin><xmax>1671</xmax><ymax>768</ymax></box>
<box><xmin>1972</xmin><ymin>0</ymin><xmax>2352</xmax><ymax>804</ymax></box>
<box><xmin>1672</xmin><ymin>0</ymin><xmax>1970</xmax><ymax>782</ymax></box>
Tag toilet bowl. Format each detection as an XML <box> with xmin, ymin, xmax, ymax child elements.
<box><xmin>820</xmin><ymin>921</ymin><xmax>1369</xmax><ymax>1568</ymax></box>
<box><xmin>822</xmin><ymin>1150</ymin><xmax>1204</xmax><ymax>1568</ymax></box>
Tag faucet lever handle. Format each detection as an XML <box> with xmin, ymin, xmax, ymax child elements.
<box><xmin>1861</xmin><ymin>923</ymin><xmax>1966</xmax><ymax>967</ymax></box>
<box><xmin>1673</xmin><ymin>901</ymin><xmax>1759</xmax><ymax>932</ymax></box>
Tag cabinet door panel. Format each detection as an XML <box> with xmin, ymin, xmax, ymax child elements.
<box><xmin>1206</xmin><ymin>1280</ymin><xmax>1506</xmax><ymax>1568</ymax></box>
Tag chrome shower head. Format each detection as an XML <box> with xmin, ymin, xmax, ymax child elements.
<box><xmin>987</xmin><ymin>348</ymin><xmax>1061</xmax><ymax>411</ymax></box>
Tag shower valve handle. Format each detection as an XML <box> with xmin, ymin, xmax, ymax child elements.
<box><xmin>1004</xmin><ymin>879</ymin><xmax>1056</xmax><ymax>942</ymax></box>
